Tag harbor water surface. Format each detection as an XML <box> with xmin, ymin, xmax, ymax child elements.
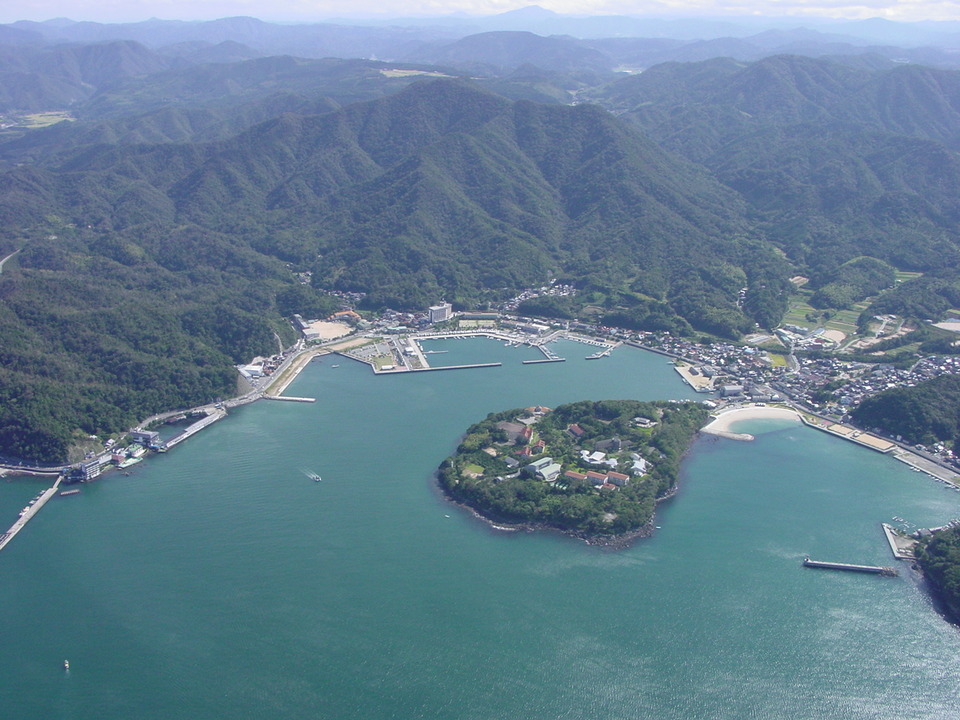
<box><xmin>1</xmin><ymin>338</ymin><xmax>959</xmax><ymax>719</ymax></box>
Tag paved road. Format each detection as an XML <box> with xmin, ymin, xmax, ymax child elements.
<box><xmin>0</xmin><ymin>249</ymin><xmax>19</xmax><ymax>274</ymax></box>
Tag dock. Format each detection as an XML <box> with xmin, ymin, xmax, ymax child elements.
<box><xmin>0</xmin><ymin>475</ymin><xmax>62</xmax><ymax>553</ymax></box>
<box><xmin>802</xmin><ymin>557</ymin><xmax>898</xmax><ymax>576</ymax></box>
<box><xmin>585</xmin><ymin>341</ymin><xmax>621</xmax><ymax>360</ymax></box>
<box><xmin>407</xmin><ymin>362</ymin><xmax>502</xmax><ymax>373</ymax></box>
<box><xmin>881</xmin><ymin>522</ymin><xmax>917</xmax><ymax>560</ymax></box>
<box><xmin>163</xmin><ymin>409</ymin><xmax>226</xmax><ymax>450</ymax></box>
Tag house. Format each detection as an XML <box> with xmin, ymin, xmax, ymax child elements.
<box><xmin>524</xmin><ymin>457</ymin><xmax>554</xmax><ymax>476</ymax></box>
<box><xmin>586</xmin><ymin>471</ymin><xmax>607</xmax><ymax>486</ymax></box>
<box><xmin>629</xmin><ymin>453</ymin><xmax>649</xmax><ymax>475</ymax></box>
<box><xmin>581</xmin><ymin>450</ymin><xmax>606</xmax><ymax>464</ymax></box>
<box><xmin>504</xmin><ymin>457</ymin><xmax>520</xmax><ymax>469</ymax></box>
<box><xmin>594</xmin><ymin>437</ymin><xmax>621</xmax><ymax>453</ymax></box>
<box><xmin>566</xmin><ymin>423</ymin><xmax>585</xmax><ymax>438</ymax></box>
<box><xmin>537</xmin><ymin>463</ymin><xmax>562</xmax><ymax>482</ymax></box>
<box><xmin>564</xmin><ymin>470</ymin><xmax>588</xmax><ymax>482</ymax></box>
<box><xmin>607</xmin><ymin>471</ymin><xmax>630</xmax><ymax>487</ymax></box>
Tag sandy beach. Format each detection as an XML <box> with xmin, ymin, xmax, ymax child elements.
<box><xmin>702</xmin><ymin>405</ymin><xmax>801</xmax><ymax>435</ymax></box>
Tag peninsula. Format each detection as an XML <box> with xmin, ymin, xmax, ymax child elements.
<box><xmin>437</xmin><ymin>399</ymin><xmax>709</xmax><ymax>545</ymax></box>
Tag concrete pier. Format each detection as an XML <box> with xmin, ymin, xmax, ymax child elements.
<box><xmin>163</xmin><ymin>409</ymin><xmax>226</xmax><ymax>450</ymax></box>
<box><xmin>0</xmin><ymin>475</ymin><xmax>62</xmax><ymax>553</ymax></box>
<box><xmin>407</xmin><ymin>362</ymin><xmax>502</xmax><ymax>373</ymax></box>
<box><xmin>802</xmin><ymin>557</ymin><xmax>897</xmax><ymax>576</ymax></box>
<box><xmin>881</xmin><ymin>523</ymin><xmax>917</xmax><ymax>560</ymax></box>
<box><xmin>263</xmin><ymin>395</ymin><xmax>316</xmax><ymax>403</ymax></box>
<box><xmin>522</xmin><ymin>358</ymin><xmax>566</xmax><ymax>364</ymax></box>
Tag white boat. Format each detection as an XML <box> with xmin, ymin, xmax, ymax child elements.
<box><xmin>63</xmin><ymin>660</ymin><xmax>69</xmax><ymax>671</ymax></box>
<box><xmin>308</xmin><ymin>472</ymin><xmax>322</xmax><ymax>482</ymax></box>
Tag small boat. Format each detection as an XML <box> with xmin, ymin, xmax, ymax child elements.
<box><xmin>308</xmin><ymin>472</ymin><xmax>322</xmax><ymax>482</ymax></box>
<box><xmin>331</xmin><ymin>364</ymin><xmax>340</xmax><ymax>368</ymax></box>
<box><xmin>63</xmin><ymin>660</ymin><xmax>69</xmax><ymax>671</ymax></box>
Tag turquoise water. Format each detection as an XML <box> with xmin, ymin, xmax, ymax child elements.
<box><xmin>1</xmin><ymin>339</ymin><xmax>959</xmax><ymax>719</ymax></box>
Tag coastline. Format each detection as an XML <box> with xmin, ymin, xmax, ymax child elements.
<box><xmin>437</xmin><ymin>473</ymin><xmax>687</xmax><ymax>550</ymax></box>
<box><xmin>701</xmin><ymin>405</ymin><xmax>802</xmax><ymax>435</ymax></box>
<box><xmin>444</xmin><ymin>487</ymin><xmax>656</xmax><ymax>549</ymax></box>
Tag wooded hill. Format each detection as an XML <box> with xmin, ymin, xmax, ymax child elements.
<box><xmin>3</xmin><ymin>46</ymin><xmax>960</xmax><ymax>463</ymax></box>
<box><xmin>437</xmin><ymin>400</ymin><xmax>709</xmax><ymax>539</ymax></box>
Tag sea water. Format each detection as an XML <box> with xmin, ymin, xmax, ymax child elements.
<box><xmin>1</xmin><ymin>338</ymin><xmax>958</xmax><ymax>719</ymax></box>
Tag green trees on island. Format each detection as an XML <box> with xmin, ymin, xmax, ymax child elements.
<box><xmin>437</xmin><ymin>400</ymin><xmax>709</xmax><ymax>539</ymax></box>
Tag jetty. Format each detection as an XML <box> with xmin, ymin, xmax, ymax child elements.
<box><xmin>0</xmin><ymin>475</ymin><xmax>62</xmax><ymax>553</ymax></box>
<box><xmin>163</xmin><ymin>409</ymin><xmax>226</xmax><ymax>450</ymax></box>
<box><xmin>881</xmin><ymin>522</ymin><xmax>917</xmax><ymax>560</ymax></box>
<box><xmin>802</xmin><ymin>557</ymin><xmax>897</xmax><ymax>576</ymax></box>
<box><xmin>585</xmin><ymin>341</ymin><xmax>622</xmax><ymax>360</ymax></box>
<box><xmin>522</xmin><ymin>358</ymin><xmax>566</xmax><ymax>365</ymax></box>
<box><xmin>263</xmin><ymin>395</ymin><xmax>316</xmax><ymax>403</ymax></box>
<box><xmin>408</xmin><ymin>362</ymin><xmax>502</xmax><ymax>373</ymax></box>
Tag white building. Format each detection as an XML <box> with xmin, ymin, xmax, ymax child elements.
<box><xmin>429</xmin><ymin>303</ymin><xmax>453</xmax><ymax>323</ymax></box>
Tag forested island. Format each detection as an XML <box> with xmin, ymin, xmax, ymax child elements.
<box><xmin>437</xmin><ymin>400</ymin><xmax>709</xmax><ymax>544</ymax></box>
<box><xmin>916</xmin><ymin>525</ymin><xmax>960</xmax><ymax>621</ymax></box>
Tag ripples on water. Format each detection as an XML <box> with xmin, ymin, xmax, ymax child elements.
<box><xmin>1</xmin><ymin>339</ymin><xmax>959</xmax><ymax>719</ymax></box>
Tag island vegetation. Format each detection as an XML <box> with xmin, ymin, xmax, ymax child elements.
<box><xmin>437</xmin><ymin>399</ymin><xmax>709</xmax><ymax>544</ymax></box>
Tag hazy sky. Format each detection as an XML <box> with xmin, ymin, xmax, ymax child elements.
<box><xmin>2</xmin><ymin>0</ymin><xmax>959</xmax><ymax>24</ymax></box>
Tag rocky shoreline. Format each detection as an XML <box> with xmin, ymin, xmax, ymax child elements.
<box><xmin>438</xmin><ymin>477</ymin><xmax>685</xmax><ymax>550</ymax></box>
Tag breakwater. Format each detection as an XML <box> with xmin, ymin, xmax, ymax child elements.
<box><xmin>0</xmin><ymin>475</ymin><xmax>61</xmax><ymax>553</ymax></box>
<box><xmin>407</xmin><ymin>362</ymin><xmax>502</xmax><ymax>373</ymax></box>
<box><xmin>163</xmin><ymin>409</ymin><xmax>226</xmax><ymax>450</ymax></box>
<box><xmin>802</xmin><ymin>557</ymin><xmax>897</xmax><ymax>576</ymax></box>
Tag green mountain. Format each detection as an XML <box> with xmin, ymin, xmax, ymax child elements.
<box><xmin>852</xmin><ymin>374</ymin><xmax>960</xmax><ymax>450</ymax></box>
<box><xmin>584</xmin><ymin>56</ymin><xmax>960</xmax><ymax>280</ymax></box>
<box><xmin>0</xmin><ymin>79</ymin><xmax>786</xmax><ymax>463</ymax></box>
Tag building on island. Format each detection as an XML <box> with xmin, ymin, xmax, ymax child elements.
<box><xmin>524</xmin><ymin>457</ymin><xmax>562</xmax><ymax>482</ymax></box>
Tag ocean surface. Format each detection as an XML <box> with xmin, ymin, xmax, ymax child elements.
<box><xmin>2</xmin><ymin>338</ymin><xmax>959</xmax><ymax>719</ymax></box>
